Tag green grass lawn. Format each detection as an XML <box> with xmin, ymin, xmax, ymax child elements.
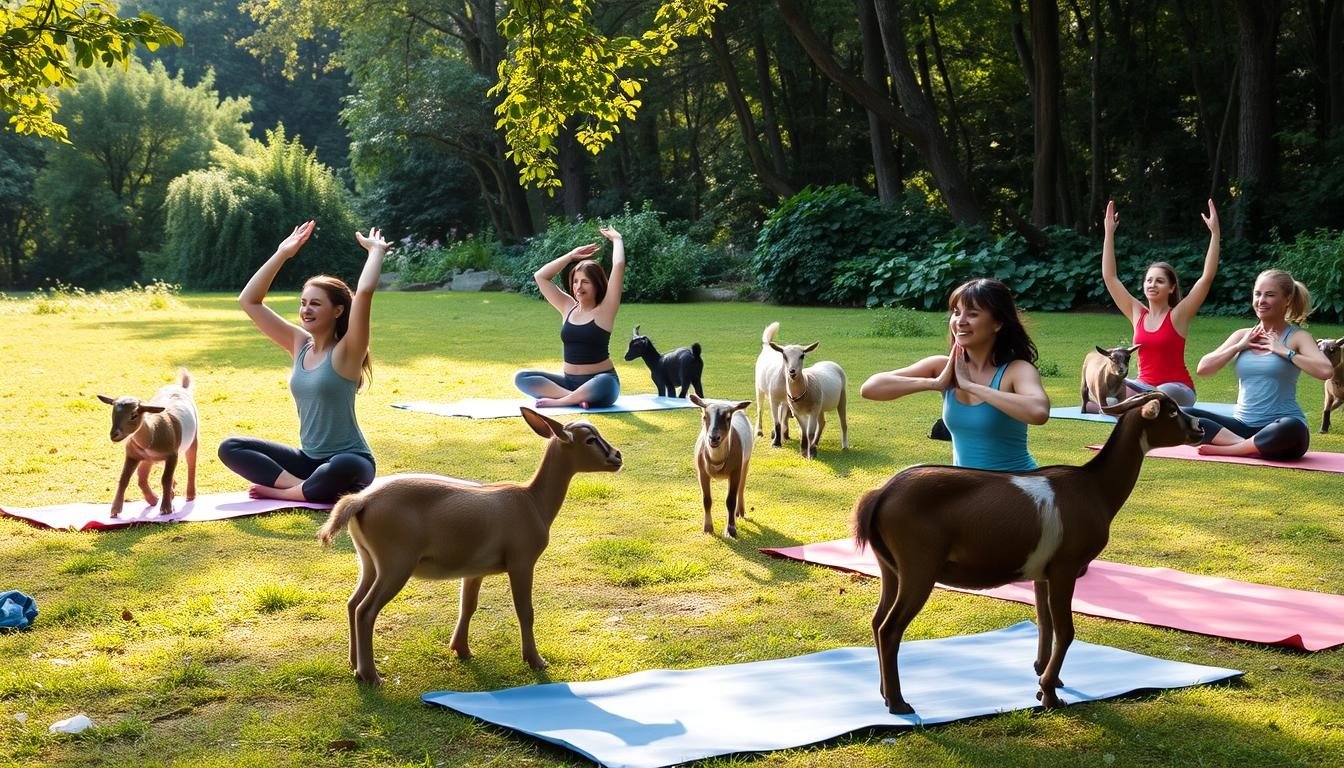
<box><xmin>1</xmin><ymin>289</ymin><xmax>1342</xmax><ymax>767</ymax></box>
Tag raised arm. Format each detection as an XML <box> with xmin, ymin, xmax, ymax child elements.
<box><xmin>955</xmin><ymin>359</ymin><xmax>1051</xmax><ymax>425</ymax></box>
<box><xmin>594</xmin><ymin>225</ymin><xmax>625</xmax><ymax>326</ymax></box>
<box><xmin>1172</xmin><ymin>199</ymin><xmax>1221</xmax><ymax>330</ymax></box>
<box><xmin>1197</xmin><ymin>327</ymin><xmax>1254</xmax><ymax>377</ymax></box>
<box><xmin>533</xmin><ymin>242</ymin><xmax>599</xmax><ymax>313</ymax></box>
<box><xmin>239</xmin><ymin>221</ymin><xmax>315</xmax><ymax>357</ymax></box>
<box><xmin>332</xmin><ymin>227</ymin><xmax>389</xmax><ymax>380</ymax></box>
<box><xmin>860</xmin><ymin>354</ymin><xmax>953</xmax><ymax>400</ymax></box>
<box><xmin>1101</xmin><ymin>201</ymin><xmax>1143</xmax><ymax>323</ymax></box>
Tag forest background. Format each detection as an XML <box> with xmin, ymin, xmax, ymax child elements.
<box><xmin>2</xmin><ymin>0</ymin><xmax>1343</xmax><ymax>318</ymax></box>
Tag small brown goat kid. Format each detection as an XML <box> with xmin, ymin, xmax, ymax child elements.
<box><xmin>316</xmin><ymin>408</ymin><xmax>622</xmax><ymax>683</ymax></box>
<box><xmin>853</xmin><ymin>391</ymin><xmax>1202</xmax><ymax>714</ymax></box>
<box><xmin>689</xmin><ymin>394</ymin><xmax>753</xmax><ymax>537</ymax></box>
<box><xmin>98</xmin><ymin>368</ymin><xmax>199</xmax><ymax>517</ymax></box>
<box><xmin>1316</xmin><ymin>337</ymin><xmax>1344</xmax><ymax>433</ymax></box>
<box><xmin>1080</xmin><ymin>344</ymin><xmax>1139</xmax><ymax>410</ymax></box>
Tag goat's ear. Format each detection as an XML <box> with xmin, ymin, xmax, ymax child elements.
<box><xmin>1140</xmin><ymin>400</ymin><xmax>1162</xmax><ymax>419</ymax></box>
<box><xmin>97</xmin><ymin>394</ymin><xmax>116</xmax><ymax>405</ymax></box>
<box><xmin>1336</xmin><ymin>337</ymin><xmax>1344</xmax><ymax>346</ymax></box>
<box><xmin>520</xmin><ymin>407</ymin><xmax>567</xmax><ymax>440</ymax></box>
<box><xmin>632</xmin><ymin>325</ymin><xmax>640</xmax><ymax>338</ymax></box>
<box><xmin>1129</xmin><ymin>344</ymin><xmax>1141</xmax><ymax>353</ymax></box>
<box><xmin>689</xmin><ymin>393</ymin><xmax>706</xmax><ymax>408</ymax></box>
<box><xmin>138</xmin><ymin>404</ymin><xmax>166</xmax><ymax>414</ymax></box>
<box><xmin>768</xmin><ymin>341</ymin><xmax>783</xmax><ymax>353</ymax></box>
<box><xmin>1095</xmin><ymin>345</ymin><xmax>1108</xmax><ymax>356</ymax></box>
<box><xmin>802</xmin><ymin>342</ymin><xmax>819</xmax><ymax>353</ymax></box>
<box><xmin>732</xmin><ymin>400</ymin><xmax>752</xmax><ymax>412</ymax></box>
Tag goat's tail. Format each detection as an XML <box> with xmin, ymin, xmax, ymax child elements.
<box><xmin>177</xmin><ymin>367</ymin><xmax>192</xmax><ymax>390</ymax></box>
<box><xmin>852</xmin><ymin>483</ymin><xmax>897</xmax><ymax>568</ymax></box>
<box><xmin>691</xmin><ymin>342</ymin><xmax>702</xmax><ymax>358</ymax></box>
<box><xmin>761</xmin><ymin>321</ymin><xmax>779</xmax><ymax>345</ymax></box>
<box><xmin>317</xmin><ymin>493</ymin><xmax>366</xmax><ymax>546</ymax></box>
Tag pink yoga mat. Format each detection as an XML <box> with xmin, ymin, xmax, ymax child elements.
<box><xmin>1087</xmin><ymin>444</ymin><xmax>1344</xmax><ymax>473</ymax></box>
<box><xmin>0</xmin><ymin>473</ymin><xmax>476</xmax><ymax>532</ymax></box>
<box><xmin>761</xmin><ymin>538</ymin><xmax>1344</xmax><ymax>651</ymax></box>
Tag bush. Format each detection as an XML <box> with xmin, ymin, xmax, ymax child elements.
<box><xmin>1269</xmin><ymin>229</ymin><xmax>1344</xmax><ymax>322</ymax></box>
<box><xmin>500</xmin><ymin>203</ymin><xmax>715</xmax><ymax>303</ymax></box>
<box><xmin>868</xmin><ymin>307</ymin><xmax>932</xmax><ymax>337</ymax></box>
<box><xmin>390</xmin><ymin>236</ymin><xmax>499</xmax><ymax>285</ymax></box>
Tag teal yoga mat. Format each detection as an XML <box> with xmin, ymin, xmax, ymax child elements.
<box><xmin>392</xmin><ymin>394</ymin><xmax>698</xmax><ymax>419</ymax></box>
<box><xmin>423</xmin><ymin>621</ymin><xmax>1240</xmax><ymax>768</ymax></box>
<box><xmin>1049</xmin><ymin>401</ymin><xmax>1236</xmax><ymax>423</ymax></box>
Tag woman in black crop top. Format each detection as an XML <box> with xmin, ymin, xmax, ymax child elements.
<box><xmin>514</xmin><ymin>225</ymin><xmax>625</xmax><ymax>408</ymax></box>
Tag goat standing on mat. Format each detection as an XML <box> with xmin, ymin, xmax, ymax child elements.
<box><xmin>317</xmin><ymin>408</ymin><xmax>622</xmax><ymax>683</ymax></box>
<box><xmin>1080</xmin><ymin>344</ymin><xmax>1139</xmax><ymax>412</ymax></box>
<box><xmin>1317</xmin><ymin>337</ymin><xmax>1344</xmax><ymax>433</ymax></box>
<box><xmin>690</xmin><ymin>394</ymin><xmax>753</xmax><ymax>537</ymax></box>
<box><xmin>98</xmin><ymin>368</ymin><xmax>199</xmax><ymax>517</ymax></box>
<box><xmin>769</xmin><ymin>340</ymin><xmax>848</xmax><ymax>459</ymax></box>
<box><xmin>853</xmin><ymin>391</ymin><xmax>1203</xmax><ymax>714</ymax></box>
<box><xmin>623</xmin><ymin>325</ymin><xmax>704</xmax><ymax>398</ymax></box>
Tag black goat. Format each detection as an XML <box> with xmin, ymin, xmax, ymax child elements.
<box><xmin>623</xmin><ymin>325</ymin><xmax>705</xmax><ymax>398</ymax></box>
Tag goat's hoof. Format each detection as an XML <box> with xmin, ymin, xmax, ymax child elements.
<box><xmin>1037</xmin><ymin>689</ymin><xmax>1063</xmax><ymax>708</ymax></box>
<box><xmin>355</xmin><ymin>670</ymin><xmax>383</xmax><ymax>686</ymax></box>
<box><xmin>525</xmin><ymin>655</ymin><xmax>549</xmax><ymax>670</ymax></box>
<box><xmin>888</xmin><ymin>700</ymin><xmax>915</xmax><ymax>715</ymax></box>
<box><xmin>726</xmin><ymin>527</ymin><xmax>737</xmax><ymax>539</ymax></box>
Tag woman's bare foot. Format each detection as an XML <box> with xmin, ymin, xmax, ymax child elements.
<box><xmin>1196</xmin><ymin>441</ymin><xmax>1257</xmax><ymax>457</ymax></box>
<box><xmin>248</xmin><ymin>483</ymin><xmax>308</xmax><ymax>501</ymax></box>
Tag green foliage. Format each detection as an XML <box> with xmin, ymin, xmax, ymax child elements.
<box><xmin>868</xmin><ymin>306</ymin><xmax>931</xmax><ymax>338</ymax></box>
<box><xmin>158</xmin><ymin>127</ymin><xmax>359</xmax><ymax>290</ymax></box>
<box><xmin>30</xmin><ymin>59</ymin><xmax>250</xmax><ymax>287</ymax></box>
<box><xmin>0</xmin><ymin>129</ymin><xmax>43</xmax><ymax>288</ymax></box>
<box><xmin>0</xmin><ymin>279</ymin><xmax>181</xmax><ymax>315</ymax></box>
<box><xmin>0</xmin><ymin>0</ymin><xmax>182</xmax><ymax>139</ymax></box>
<box><xmin>492</xmin><ymin>0</ymin><xmax>725</xmax><ymax>190</ymax></box>
<box><xmin>1269</xmin><ymin>229</ymin><xmax>1344</xmax><ymax>322</ymax></box>
<box><xmin>502</xmin><ymin>203</ymin><xmax>714</xmax><ymax>303</ymax></box>
<box><xmin>391</xmin><ymin>236</ymin><xmax>500</xmax><ymax>285</ymax></box>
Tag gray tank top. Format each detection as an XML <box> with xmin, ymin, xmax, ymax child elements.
<box><xmin>289</xmin><ymin>340</ymin><xmax>371</xmax><ymax>459</ymax></box>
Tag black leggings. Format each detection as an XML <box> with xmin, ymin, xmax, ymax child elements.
<box><xmin>217</xmin><ymin>436</ymin><xmax>375</xmax><ymax>503</ymax></box>
<box><xmin>1184</xmin><ymin>407</ymin><xmax>1311</xmax><ymax>461</ymax></box>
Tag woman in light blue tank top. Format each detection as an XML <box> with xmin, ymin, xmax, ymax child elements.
<box><xmin>861</xmin><ymin>279</ymin><xmax>1050</xmax><ymax>471</ymax></box>
<box><xmin>217</xmin><ymin>221</ymin><xmax>386</xmax><ymax>503</ymax></box>
<box><xmin>1188</xmin><ymin>269</ymin><xmax>1333</xmax><ymax>460</ymax></box>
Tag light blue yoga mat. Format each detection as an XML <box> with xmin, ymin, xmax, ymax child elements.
<box><xmin>423</xmin><ymin>621</ymin><xmax>1241</xmax><ymax>768</ymax></box>
<box><xmin>1050</xmin><ymin>401</ymin><xmax>1236</xmax><ymax>423</ymax></box>
<box><xmin>392</xmin><ymin>393</ymin><xmax>699</xmax><ymax>419</ymax></box>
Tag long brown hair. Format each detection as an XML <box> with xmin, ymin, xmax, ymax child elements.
<box><xmin>568</xmin><ymin>260</ymin><xmax>609</xmax><ymax>305</ymax></box>
<box><xmin>1146</xmin><ymin>261</ymin><xmax>1184</xmax><ymax>304</ymax></box>
<box><xmin>306</xmin><ymin>274</ymin><xmax>373</xmax><ymax>390</ymax></box>
<box><xmin>947</xmin><ymin>278</ymin><xmax>1039</xmax><ymax>366</ymax></box>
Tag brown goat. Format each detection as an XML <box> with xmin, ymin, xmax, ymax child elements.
<box><xmin>689</xmin><ymin>394</ymin><xmax>753</xmax><ymax>537</ymax></box>
<box><xmin>853</xmin><ymin>391</ymin><xmax>1202</xmax><ymax>714</ymax></box>
<box><xmin>316</xmin><ymin>408</ymin><xmax>622</xmax><ymax>683</ymax></box>
<box><xmin>1080</xmin><ymin>344</ymin><xmax>1139</xmax><ymax>411</ymax></box>
<box><xmin>1317</xmin><ymin>337</ymin><xmax>1344</xmax><ymax>433</ymax></box>
<box><xmin>97</xmin><ymin>369</ymin><xmax>199</xmax><ymax>517</ymax></box>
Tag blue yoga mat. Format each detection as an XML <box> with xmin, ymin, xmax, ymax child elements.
<box><xmin>1050</xmin><ymin>401</ymin><xmax>1236</xmax><ymax>423</ymax></box>
<box><xmin>423</xmin><ymin>621</ymin><xmax>1240</xmax><ymax>768</ymax></box>
<box><xmin>392</xmin><ymin>394</ymin><xmax>699</xmax><ymax>419</ymax></box>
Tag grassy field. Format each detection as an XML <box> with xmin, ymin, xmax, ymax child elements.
<box><xmin>1</xmin><ymin>288</ymin><xmax>1342</xmax><ymax>767</ymax></box>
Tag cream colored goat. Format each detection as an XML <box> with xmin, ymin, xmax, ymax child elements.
<box><xmin>97</xmin><ymin>368</ymin><xmax>199</xmax><ymax>517</ymax></box>
<box><xmin>1080</xmin><ymin>344</ymin><xmax>1139</xmax><ymax>410</ymax></box>
<box><xmin>852</xmin><ymin>391</ymin><xmax>1203</xmax><ymax>714</ymax></box>
<box><xmin>754</xmin><ymin>321</ymin><xmax>791</xmax><ymax>445</ymax></box>
<box><xmin>316</xmin><ymin>408</ymin><xmax>623</xmax><ymax>683</ymax></box>
<box><xmin>690</xmin><ymin>394</ymin><xmax>753</xmax><ymax>537</ymax></box>
<box><xmin>769</xmin><ymin>340</ymin><xmax>848</xmax><ymax>459</ymax></box>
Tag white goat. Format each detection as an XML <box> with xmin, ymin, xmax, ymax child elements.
<box><xmin>769</xmin><ymin>340</ymin><xmax>848</xmax><ymax>459</ymax></box>
<box><xmin>852</xmin><ymin>391</ymin><xmax>1203</xmax><ymax>714</ymax></box>
<box><xmin>689</xmin><ymin>394</ymin><xmax>753</xmax><ymax>537</ymax></box>
<box><xmin>754</xmin><ymin>321</ymin><xmax>791</xmax><ymax>445</ymax></box>
<box><xmin>97</xmin><ymin>368</ymin><xmax>199</xmax><ymax>516</ymax></box>
<box><xmin>316</xmin><ymin>408</ymin><xmax>622</xmax><ymax>683</ymax></box>
<box><xmin>1080</xmin><ymin>344</ymin><xmax>1139</xmax><ymax>410</ymax></box>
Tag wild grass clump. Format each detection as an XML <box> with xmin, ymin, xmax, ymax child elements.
<box><xmin>252</xmin><ymin>583</ymin><xmax>309</xmax><ymax>613</ymax></box>
<box><xmin>868</xmin><ymin>306</ymin><xmax>932</xmax><ymax>337</ymax></box>
<box><xmin>587</xmin><ymin>539</ymin><xmax>708</xmax><ymax>587</ymax></box>
<box><xmin>0</xmin><ymin>280</ymin><xmax>183</xmax><ymax>315</ymax></box>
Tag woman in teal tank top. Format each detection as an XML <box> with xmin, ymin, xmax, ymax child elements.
<box><xmin>860</xmin><ymin>278</ymin><xmax>1050</xmax><ymax>471</ymax></box>
<box><xmin>217</xmin><ymin>221</ymin><xmax>386</xmax><ymax>503</ymax></box>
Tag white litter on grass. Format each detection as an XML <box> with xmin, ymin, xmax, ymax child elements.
<box><xmin>48</xmin><ymin>713</ymin><xmax>94</xmax><ymax>734</ymax></box>
<box><xmin>13</xmin><ymin>712</ymin><xmax>26</xmax><ymax>723</ymax></box>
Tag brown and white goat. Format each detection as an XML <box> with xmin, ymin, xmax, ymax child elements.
<box><xmin>97</xmin><ymin>368</ymin><xmax>199</xmax><ymax>516</ymax></box>
<box><xmin>689</xmin><ymin>394</ymin><xmax>753</xmax><ymax>537</ymax></box>
<box><xmin>769</xmin><ymin>340</ymin><xmax>848</xmax><ymax>459</ymax></box>
<box><xmin>1080</xmin><ymin>344</ymin><xmax>1139</xmax><ymax>411</ymax></box>
<box><xmin>852</xmin><ymin>391</ymin><xmax>1202</xmax><ymax>714</ymax></box>
<box><xmin>1316</xmin><ymin>337</ymin><xmax>1344</xmax><ymax>433</ymax></box>
<box><xmin>316</xmin><ymin>408</ymin><xmax>622</xmax><ymax>683</ymax></box>
<box><xmin>754</xmin><ymin>321</ymin><xmax>791</xmax><ymax>445</ymax></box>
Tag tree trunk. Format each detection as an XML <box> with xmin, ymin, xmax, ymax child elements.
<box><xmin>708</xmin><ymin>22</ymin><xmax>796</xmax><ymax>198</ymax></box>
<box><xmin>752</xmin><ymin>31</ymin><xmax>791</xmax><ymax>177</ymax></box>
<box><xmin>857</xmin><ymin>0</ymin><xmax>902</xmax><ymax>201</ymax></box>
<box><xmin>1087</xmin><ymin>0</ymin><xmax>1104</xmax><ymax>232</ymax></box>
<box><xmin>927</xmin><ymin>11</ymin><xmax>974</xmax><ymax>176</ymax></box>
<box><xmin>1030</xmin><ymin>0</ymin><xmax>1064</xmax><ymax>227</ymax></box>
<box><xmin>558</xmin><ymin>119</ymin><xmax>589</xmax><ymax>219</ymax></box>
<box><xmin>1233</xmin><ymin>0</ymin><xmax>1282</xmax><ymax>240</ymax></box>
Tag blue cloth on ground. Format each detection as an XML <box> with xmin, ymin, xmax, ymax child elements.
<box><xmin>422</xmin><ymin>621</ymin><xmax>1241</xmax><ymax>768</ymax></box>
<box><xmin>392</xmin><ymin>393</ymin><xmax>698</xmax><ymax>420</ymax></box>
<box><xmin>1050</xmin><ymin>401</ymin><xmax>1236</xmax><ymax>423</ymax></box>
<box><xmin>0</xmin><ymin>591</ymin><xmax>37</xmax><ymax>629</ymax></box>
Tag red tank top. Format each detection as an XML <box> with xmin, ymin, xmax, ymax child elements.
<box><xmin>1133</xmin><ymin>309</ymin><xmax>1194</xmax><ymax>389</ymax></box>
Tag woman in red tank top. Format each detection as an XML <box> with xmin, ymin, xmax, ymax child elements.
<box><xmin>1099</xmin><ymin>199</ymin><xmax>1220</xmax><ymax>408</ymax></box>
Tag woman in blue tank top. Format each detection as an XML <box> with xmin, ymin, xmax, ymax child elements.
<box><xmin>860</xmin><ymin>278</ymin><xmax>1050</xmax><ymax>471</ymax></box>
<box><xmin>514</xmin><ymin>225</ymin><xmax>625</xmax><ymax>408</ymax></box>
<box><xmin>1187</xmin><ymin>269</ymin><xmax>1333</xmax><ymax>460</ymax></box>
<box><xmin>217</xmin><ymin>221</ymin><xmax>385</xmax><ymax>503</ymax></box>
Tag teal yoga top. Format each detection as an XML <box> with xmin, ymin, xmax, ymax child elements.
<box><xmin>942</xmin><ymin>363</ymin><xmax>1037</xmax><ymax>472</ymax></box>
<box><xmin>1233</xmin><ymin>326</ymin><xmax>1307</xmax><ymax>427</ymax></box>
<box><xmin>290</xmin><ymin>340</ymin><xmax>372</xmax><ymax>459</ymax></box>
